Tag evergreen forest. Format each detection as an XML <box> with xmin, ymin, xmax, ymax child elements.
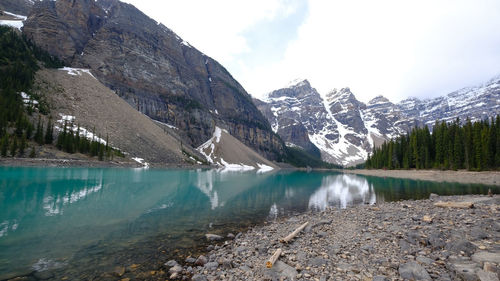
<box><xmin>365</xmin><ymin>116</ymin><xmax>500</xmax><ymax>171</ymax></box>
<box><xmin>0</xmin><ymin>26</ymin><xmax>120</xmax><ymax>160</ymax></box>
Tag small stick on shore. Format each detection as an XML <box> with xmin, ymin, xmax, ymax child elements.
<box><xmin>433</xmin><ymin>201</ymin><xmax>474</xmax><ymax>209</ymax></box>
<box><xmin>280</xmin><ymin>222</ymin><xmax>309</xmax><ymax>243</ymax></box>
<box><xmin>266</xmin><ymin>248</ymin><xmax>282</xmax><ymax>268</ymax></box>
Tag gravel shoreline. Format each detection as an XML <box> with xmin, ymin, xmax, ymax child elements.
<box><xmin>344</xmin><ymin>169</ymin><xmax>500</xmax><ymax>186</ymax></box>
<box><xmin>0</xmin><ymin>157</ymin><xmax>213</xmax><ymax>169</ymax></box>
<box><xmin>158</xmin><ymin>195</ymin><xmax>499</xmax><ymax>281</ymax></box>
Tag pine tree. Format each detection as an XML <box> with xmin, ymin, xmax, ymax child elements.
<box><xmin>496</xmin><ymin>115</ymin><xmax>500</xmax><ymax>168</ymax></box>
<box><xmin>29</xmin><ymin>146</ymin><xmax>35</xmax><ymax>158</ymax></box>
<box><xmin>57</xmin><ymin>121</ymin><xmax>67</xmax><ymax>149</ymax></box>
<box><xmin>26</xmin><ymin>122</ymin><xmax>33</xmax><ymax>139</ymax></box>
<box><xmin>472</xmin><ymin>122</ymin><xmax>483</xmax><ymax>170</ymax></box>
<box><xmin>480</xmin><ymin>125</ymin><xmax>489</xmax><ymax>170</ymax></box>
<box><xmin>463</xmin><ymin>118</ymin><xmax>473</xmax><ymax>170</ymax></box>
<box><xmin>19</xmin><ymin>133</ymin><xmax>27</xmax><ymax>155</ymax></box>
<box><xmin>44</xmin><ymin>117</ymin><xmax>53</xmax><ymax>144</ymax></box>
<box><xmin>75</xmin><ymin>125</ymin><xmax>81</xmax><ymax>152</ymax></box>
<box><xmin>0</xmin><ymin>134</ymin><xmax>8</xmax><ymax>157</ymax></box>
<box><xmin>10</xmin><ymin>136</ymin><xmax>18</xmax><ymax>157</ymax></box>
<box><xmin>453</xmin><ymin>128</ymin><xmax>463</xmax><ymax>170</ymax></box>
<box><xmin>433</xmin><ymin>121</ymin><xmax>443</xmax><ymax>168</ymax></box>
<box><xmin>487</xmin><ymin>117</ymin><xmax>496</xmax><ymax>169</ymax></box>
<box><xmin>98</xmin><ymin>143</ymin><xmax>104</xmax><ymax>161</ymax></box>
<box><xmin>105</xmin><ymin>134</ymin><xmax>111</xmax><ymax>160</ymax></box>
<box><xmin>34</xmin><ymin>116</ymin><xmax>43</xmax><ymax>144</ymax></box>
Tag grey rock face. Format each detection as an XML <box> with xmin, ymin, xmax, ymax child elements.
<box><xmin>255</xmin><ymin>80</ymin><xmax>333</xmax><ymax>159</ymax></box>
<box><xmin>0</xmin><ymin>0</ymin><xmax>33</xmax><ymax>15</ymax></box>
<box><xmin>23</xmin><ymin>0</ymin><xmax>284</xmax><ymax>161</ymax></box>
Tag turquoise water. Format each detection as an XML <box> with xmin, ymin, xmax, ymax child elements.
<box><xmin>0</xmin><ymin>167</ymin><xmax>497</xmax><ymax>279</ymax></box>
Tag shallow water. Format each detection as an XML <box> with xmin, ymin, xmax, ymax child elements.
<box><xmin>0</xmin><ymin>167</ymin><xmax>497</xmax><ymax>279</ymax></box>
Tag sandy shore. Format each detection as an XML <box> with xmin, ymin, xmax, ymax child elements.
<box><xmin>344</xmin><ymin>169</ymin><xmax>500</xmax><ymax>186</ymax></box>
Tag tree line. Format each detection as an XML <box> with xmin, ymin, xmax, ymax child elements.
<box><xmin>0</xmin><ymin>25</ymin><xmax>62</xmax><ymax>158</ymax></box>
<box><xmin>365</xmin><ymin>116</ymin><xmax>500</xmax><ymax>171</ymax></box>
<box><xmin>56</xmin><ymin>120</ymin><xmax>124</xmax><ymax>161</ymax></box>
<box><xmin>0</xmin><ymin>26</ymin><xmax>122</xmax><ymax>161</ymax></box>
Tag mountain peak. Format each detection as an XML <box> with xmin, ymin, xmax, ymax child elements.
<box><xmin>326</xmin><ymin>87</ymin><xmax>357</xmax><ymax>104</ymax></box>
<box><xmin>368</xmin><ymin>95</ymin><xmax>391</xmax><ymax>105</ymax></box>
<box><xmin>285</xmin><ymin>78</ymin><xmax>310</xmax><ymax>89</ymax></box>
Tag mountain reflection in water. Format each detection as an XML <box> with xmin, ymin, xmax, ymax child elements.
<box><xmin>308</xmin><ymin>174</ymin><xmax>376</xmax><ymax>210</ymax></box>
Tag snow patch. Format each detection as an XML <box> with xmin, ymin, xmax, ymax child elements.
<box><xmin>153</xmin><ymin>119</ymin><xmax>177</xmax><ymax>130</ymax></box>
<box><xmin>285</xmin><ymin>78</ymin><xmax>308</xmax><ymax>88</ymax></box>
<box><xmin>0</xmin><ymin>20</ymin><xmax>23</xmax><ymax>30</ymax></box>
<box><xmin>197</xmin><ymin>127</ymin><xmax>225</xmax><ymax>164</ymax></box>
<box><xmin>59</xmin><ymin>67</ymin><xmax>96</xmax><ymax>79</ymax></box>
<box><xmin>257</xmin><ymin>163</ymin><xmax>274</xmax><ymax>173</ymax></box>
<box><xmin>181</xmin><ymin>40</ymin><xmax>192</xmax><ymax>48</ymax></box>
<box><xmin>19</xmin><ymin>91</ymin><xmax>38</xmax><ymax>105</ymax></box>
<box><xmin>55</xmin><ymin>114</ymin><xmax>112</xmax><ymax>146</ymax></box>
<box><xmin>214</xmin><ymin>127</ymin><xmax>222</xmax><ymax>143</ymax></box>
<box><xmin>3</xmin><ymin>11</ymin><xmax>27</xmax><ymax>20</ymax></box>
<box><xmin>132</xmin><ymin>157</ymin><xmax>150</xmax><ymax>168</ymax></box>
<box><xmin>219</xmin><ymin>158</ymin><xmax>255</xmax><ymax>173</ymax></box>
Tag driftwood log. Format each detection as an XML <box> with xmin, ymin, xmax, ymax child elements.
<box><xmin>280</xmin><ymin>222</ymin><xmax>309</xmax><ymax>243</ymax></box>
<box><xmin>434</xmin><ymin>201</ymin><xmax>474</xmax><ymax>209</ymax></box>
<box><xmin>266</xmin><ymin>248</ymin><xmax>282</xmax><ymax>268</ymax></box>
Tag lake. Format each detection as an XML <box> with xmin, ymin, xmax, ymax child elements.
<box><xmin>0</xmin><ymin>167</ymin><xmax>497</xmax><ymax>280</ymax></box>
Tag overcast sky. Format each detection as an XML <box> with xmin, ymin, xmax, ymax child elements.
<box><xmin>123</xmin><ymin>0</ymin><xmax>500</xmax><ymax>103</ymax></box>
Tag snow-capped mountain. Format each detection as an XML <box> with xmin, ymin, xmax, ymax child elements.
<box><xmin>256</xmin><ymin>77</ymin><xmax>500</xmax><ymax>166</ymax></box>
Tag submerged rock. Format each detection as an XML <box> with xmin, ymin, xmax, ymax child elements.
<box><xmin>164</xmin><ymin>260</ymin><xmax>178</xmax><ymax>267</ymax></box>
<box><xmin>205</xmin><ymin>234</ymin><xmax>223</xmax><ymax>241</ymax></box>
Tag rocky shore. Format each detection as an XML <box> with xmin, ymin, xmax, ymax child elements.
<box><xmin>161</xmin><ymin>195</ymin><xmax>499</xmax><ymax>281</ymax></box>
<box><xmin>345</xmin><ymin>169</ymin><xmax>500</xmax><ymax>186</ymax></box>
<box><xmin>0</xmin><ymin>157</ymin><xmax>213</xmax><ymax>169</ymax></box>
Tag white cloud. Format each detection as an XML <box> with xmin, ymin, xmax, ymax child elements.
<box><xmin>123</xmin><ymin>0</ymin><xmax>500</xmax><ymax>103</ymax></box>
<box><xmin>240</xmin><ymin>0</ymin><xmax>500</xmax><ymax>102</ymax></box>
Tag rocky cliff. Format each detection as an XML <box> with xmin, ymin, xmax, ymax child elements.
<box><xmin>23</xmin><ymin>0</ymin><xmax>284</xmax><ymax>161</ymax></box>
<box><xmin>0</xmin><ymin>0</ymin><xmax>33</xmax><ymax>16</ymax></box>
<box><xmin>258</xmin><ymin>78</ymin><xmax>500</xmax><ymax>166</ymax></box>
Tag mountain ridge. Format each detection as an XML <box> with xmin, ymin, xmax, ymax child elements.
<box><xmin>257</xmin><ymin>76</ymin><xmax>500</xmax><ymax>166</ymax></box>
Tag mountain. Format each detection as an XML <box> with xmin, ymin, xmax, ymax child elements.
<box><xmin>0</xmin><ymin>0</ymin><xmax>33</xmax><ymax>16</ymax></box>
<box><xmin>257</xmin><ymin>78</ymin><xmax>500</xmax><ymax>166</ymax></box>
<box><xmin>21</xmin><ymin>0</ymin><xmax>284</xmax><ymax>161</ymax></box>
